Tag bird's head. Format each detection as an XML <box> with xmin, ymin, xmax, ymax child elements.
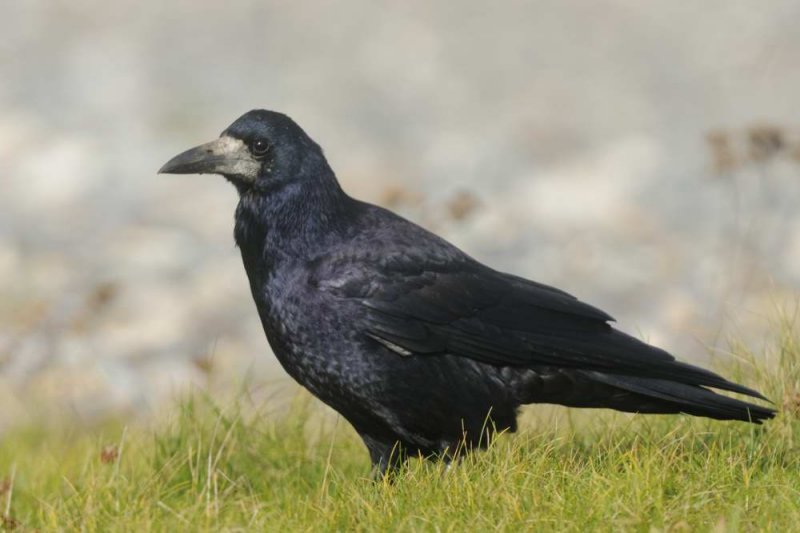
<box><xmin>159</xmin><ymin>110</ymin><xmax>327</xmax><ymax>193</ymax></box>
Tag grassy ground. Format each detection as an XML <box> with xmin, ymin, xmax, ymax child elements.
<box><xmin>1</xmin><ymin>317</ymin><xmax>799</xmax><ymax>532</ymax></box>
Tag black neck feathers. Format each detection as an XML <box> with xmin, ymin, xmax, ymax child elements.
<box><xmin>233</xmin><ymin>155</ymin><xmax>354</xmax><ymax>279</ymax></box>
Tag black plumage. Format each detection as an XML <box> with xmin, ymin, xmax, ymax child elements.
<box><xmin>159</xmin><ymin>110</ymin><xmax>775</xmax><ymax>475</ymax></box>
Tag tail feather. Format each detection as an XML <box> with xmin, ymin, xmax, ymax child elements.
<box><xmin>585</xmin><ymin>371</ymin><xmax>776</xmax><ymax>424</ymax></box>
<box><xmin>665</xmin><ymin>360</ymin><xmax>770</xmax><ymax>401</ymax></box>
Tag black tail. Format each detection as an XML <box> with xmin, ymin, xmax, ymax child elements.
<box><xmin>584</xmin><ymin>371</ymin><xmax>776</xmax><ymax>424</ymax></box>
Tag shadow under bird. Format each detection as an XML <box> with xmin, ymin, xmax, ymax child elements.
<box><xmin>159</xmin><ymin>110</ymin><xmax>775</xmax><ymax>476</ymax></box>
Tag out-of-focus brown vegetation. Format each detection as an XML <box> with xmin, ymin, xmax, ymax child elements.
<box><xmin>707</xmin><ymin>123</ymin><xmax>800</xmax><ymax>174</ymax></box>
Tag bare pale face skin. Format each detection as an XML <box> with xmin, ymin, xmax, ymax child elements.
<box><xmin>158</xmin><ymin>135</ymin><xmax>261</xmax><ymax>184</ymax></box>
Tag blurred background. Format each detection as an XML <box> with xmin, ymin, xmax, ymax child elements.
<box><xmin>2</xmin><ymin>0</ymin><xmax>799</xmax><ymax>432</ymax></box>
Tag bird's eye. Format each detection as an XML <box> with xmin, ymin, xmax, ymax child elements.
<box><xmin>251</xmin><ymin>139</ymin><xmax>270</xmax><ymax>157</ymax></box>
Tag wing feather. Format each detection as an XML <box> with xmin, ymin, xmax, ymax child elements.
<box><xmin>316</xmin><ymin>234</ymin><xmax>766</xmax><ymax>401</ymax></box>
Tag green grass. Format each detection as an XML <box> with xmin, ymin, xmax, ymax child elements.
<box><xmin>1</xmin><ymin>316</ymin><xmax>799</xmax><ymax>532</ymax></box>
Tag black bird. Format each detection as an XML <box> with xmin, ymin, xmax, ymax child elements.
<box><xmin>159</xmin><ymin>110</ymin><xmax>775</xmax><ymax>475</ymax></box>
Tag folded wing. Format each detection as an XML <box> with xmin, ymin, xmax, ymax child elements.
<box><xmin>337</xmin><ymin>257</ymin><xmax>767</xmax><ymax>401</ymax></box>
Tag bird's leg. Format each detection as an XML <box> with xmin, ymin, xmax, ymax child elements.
<box><xmin>372</xmin><ymin>446</ymin><xmax>408</xmax><ymax>482</ymax></box>
<box><xmin>434</xmin><ymin>440</ymin><xmax>465</xmax><ymax>476</ymax></box>
<box><xmin>444</xmin><ymin>459</ymin><xmax>455</xmax><ymax>475</ymax></box>
<box><xmin>360</xmin><ymin>434</ymin><xmax>408</xmax><ymax>481</ymax></box>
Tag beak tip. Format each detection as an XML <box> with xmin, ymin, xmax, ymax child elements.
<box><xmin>158</xmin><ymin>158</ymin><xmax>191</xmax><ymax>175</ymax></box>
